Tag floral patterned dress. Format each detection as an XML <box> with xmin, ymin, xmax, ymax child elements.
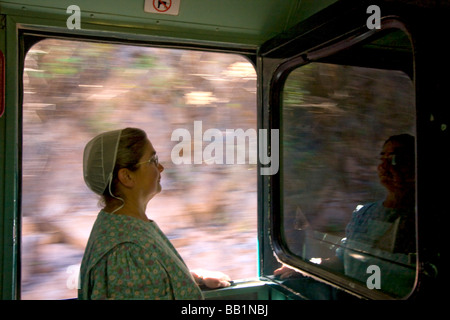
<box><xmin>78</xmin><ymin>210</ymin><xmax>203</xmax><ymax>300</ymax></box>
<box><xmin>339</xmin><ymin>201</ymin><xmax>416</xmax><ymax>297</ymax></box>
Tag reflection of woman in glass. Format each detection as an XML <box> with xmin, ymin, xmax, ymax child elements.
<box><xmin>275</xmin><ymin>134</ymin><xmax>416</xmax><ymax>297</ymax></box>
<box><xmin>341</xmin><ymin>134</ymin><xmax>416</xmax><ymax>297</ymax></box>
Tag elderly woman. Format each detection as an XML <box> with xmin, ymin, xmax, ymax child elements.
<box><xmin>79</xmin><ymin>128</ymin><xmax>230</xmax><ymax>300</ymax></box>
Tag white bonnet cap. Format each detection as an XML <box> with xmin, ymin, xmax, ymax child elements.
<box><xmin>83</xmin><ymin>129</ymin><xmax>122</xmax><ymax>195</ymax></box>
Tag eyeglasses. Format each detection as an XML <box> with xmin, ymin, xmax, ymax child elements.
<box><xmin>379</xmin><ymin>154</ymin><xmax>397</xmax><ymax>166</ymax></box>
<box><xmin>136</xmin><ymin>154</ymin><xmax>159</xmax><ymax>167</ymax></box>
<box><xmin>379</xmin><ymin>153</ymin><xmax>413</xmax><ymax>167</ymax></box>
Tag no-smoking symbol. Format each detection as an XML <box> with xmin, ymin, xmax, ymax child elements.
<box><xmin>153</xmin><ymin>0</ymin><xmax>172</xmax><ymax>12</ymax></box>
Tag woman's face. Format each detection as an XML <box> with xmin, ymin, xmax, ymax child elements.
<box><xmin>377</xmin><ymin>140</ymin><xmax>415</xmax><ymax>192</ymax></box>
<box><xmin>135</xmin><ymin>139</ymin><xmax>164</xmax><ymax>201</ymax></box>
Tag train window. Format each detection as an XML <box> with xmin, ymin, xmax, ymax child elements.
<box><xmin>22</xmin><ymin>39</ymin><xmax>257</xmax><ymax>299</ymax></box>
<box><xmin>279</xmin><ymin>29</ymin><xmax>416</xmax><ymax>298</ymax></box>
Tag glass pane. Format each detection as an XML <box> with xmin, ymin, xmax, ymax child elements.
<box><xmin>281</xmin><ymin>60</ymin><xmax>416</xmax><ymax>298</ymax></box>
<box><xmin>22</xmin><ymin>39</ymin><xmax>257</xmax><ymax>299</ymax></box>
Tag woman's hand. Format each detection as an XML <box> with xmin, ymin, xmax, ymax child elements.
<box><xmin>273</xmin><ymin>264</ymin><xmax>300</xmax><ymax>279</ymax></box>
<box><xmin>191</xmin><ymin>269</ymin><xmax>231</xmax><ymax>289</ymax></box>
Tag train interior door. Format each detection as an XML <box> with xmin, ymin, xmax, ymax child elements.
<box><xmin>253</xmin><ymin>1</ymin><xmax>448</xmax><ymax>301</ymax></box>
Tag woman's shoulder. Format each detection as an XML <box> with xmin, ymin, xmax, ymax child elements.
<box><xmin>95</xmin><ymin>210</ymin><xmax>149</xmax><ymax>235</ymax></box>
<box><xmin>90</xmin><ymin>211</ymin><xmax>171</xmax><ymax>251</ymax></box>
<box><xmin>85</xmin><ymin>212</ymin><xmax>144</xmax><ymax>256</ymax></box>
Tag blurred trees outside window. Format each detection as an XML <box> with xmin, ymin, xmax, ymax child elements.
<box><xmin>22</xmin><ymin>39</ymin><xmax>257</xmax><ymax>299</ymax></box>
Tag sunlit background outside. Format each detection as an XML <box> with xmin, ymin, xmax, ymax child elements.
<box><xmin>21</xmin><ymin>39</ymin><xmax>257</xmax><ymax>299</ymax></box>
